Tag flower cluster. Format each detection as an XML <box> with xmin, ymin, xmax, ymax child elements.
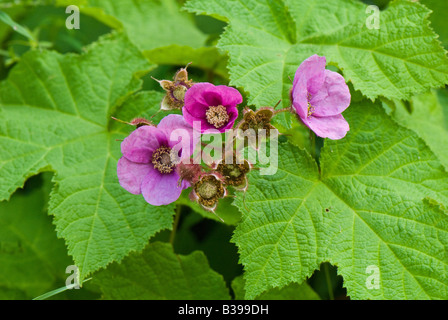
<box><xmin>115</xmin><ymin>55</ymin><xmax>351</xmax><ymax>219</ymax></box>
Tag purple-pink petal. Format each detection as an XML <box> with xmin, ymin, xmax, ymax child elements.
<box><xmin>293</xmin><ymin>55</ymin><xmax>326</xmax><ymax>95</ymax></box>
<box><xmin>158</xmin><ymin>114</ymin><xmax>194</xmax><ymax>142</ymax></box>
<box><xmin>303</xmin><ymin>114</ymin><xmax>350</xmax><ymax>140</ymax></box>
<box><xmin>206</xmin><ymin>85</ymin><xmax>243</xmax><ymax>107</ymax></box>
<box><xmin>183</xmin><ymin>107</ymin><xmax>214</xmax><ymax>132</ymax></box>
<box><xmin>184</xmin><ymin>82</ymin><xmax>215</xmax><ymax>110</ymax></box>
<box><xmin>117</xmin><ymin>157</ymin><xmax>153</xmax><ymax>195</ymax></box>
<box><xmin>121</xmin><ymin>125</ymin><xmax>164</xmax><ymax>164</ymax></box>
<box><xmin>141</xmin><ymin>169</ymin><xmax>184</xmax><ymax>206</ymax></box>
<box><xmin>222</xmin><ymin>109</ymin><xmax>239</xmax><ymax>131</ymax></box>
<box><xmin>159</xmin><ymin>114</ymin><xmax>200</xmax><ymax>160</ymax></box>
<box><xmin>309</xmin><ymin>70</ymin><xmax>351</xmax><ymax>117</ymax></box>
<box><xmin>292</xmin><ymin>77</ymin><xmax>310</xmax><ymax>120</ymax></box>
<box><xmin>202</xmin><ymin>90</ymin><xmax>224</xmax><ymax>107</ymax></box>
<box><xmin>184</xmin><ymin>103</ymin><xmax>208</xmax><ymax>118</ymax></box>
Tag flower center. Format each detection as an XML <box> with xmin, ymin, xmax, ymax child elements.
<box><xmin>205</xmin><ymin>105</ymin><xmax>229</xmax><ymax>129</ymax></box>
<box><xmin>307</xmin><ymin>102</ymin><xmax>315</xmax><ymax>118</ymax></box>
<box><xmin>152</xmin><ymin>145</ymin><xmax>175</xmax><ymax>174</ymax></box>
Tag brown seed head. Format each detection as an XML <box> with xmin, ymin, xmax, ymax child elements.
<box><xmin>216</xmin><ymin>157</ymin><xmax>250</xmax><ymax>187</ymax></box>
<box><xmin>193</xmin><ymin>175</ymin><xmax>225</xmax><ymax>208</ymax></box>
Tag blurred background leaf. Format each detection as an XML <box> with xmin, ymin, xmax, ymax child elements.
<box><xmin>0</xmin><ymin>173</ymin><xmax>100</xmax><ymax>299</ymax></box>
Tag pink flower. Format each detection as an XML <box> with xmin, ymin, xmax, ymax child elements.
<box><xmin>183</xmin><ymin>83</ymin><xmax>242</xmax><ymax>133</ymax></box>
<box><xmin>291</xmin><ymin>55</ymin><xmax>351</xmax><ymax>140</ymax></box>
<box><xmin>117</xmin><ymin>114</ymin><xmax>199</xmax><ymax>206</ymax></box>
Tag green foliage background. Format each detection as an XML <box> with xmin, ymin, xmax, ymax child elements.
<box><xmin>0</xmin><ymin>0</ymin><xmax>447</xmax><ymax>300</ymax></box>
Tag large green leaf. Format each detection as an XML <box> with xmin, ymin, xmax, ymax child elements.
<box><xmin>420</xmin><ymin>0</ymin><xmax>448</xmax><ymax>49</ymax></box>
<box><xmin>185</xmin><ymin>0</ymin><xmax>448</xmax><ymax>109</ymax></box>
<box><xmin>93</xmin><ymin>241</ymin><xmax>231</xmax><ymax>300</ymax></box>
<box><xmin>0</xmin><ymin>10</ymin><xmax>35</xmax><ymax>41</ymax></box>
<box><xmin>386</xmin><ymin>89</ymin><xmax>448</xmax><ymax>171</ymax></box>
<box><xmin>232</xmin><ymin>101</ymin><xmax>448</xmax><ymax>299</ymax></box>
<box><xmin>0</xmin><ymin>33</ymin><xmax>175</xmax><ymax>281</ymax></box>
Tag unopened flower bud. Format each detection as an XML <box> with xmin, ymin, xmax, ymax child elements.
<box><xmin>235</xmin><ymin>106</ymin><xmax>278</xmax><ymax>149</ymax></box>
<box><xmin>111</xmin><ymin>116</ymin><xmax>153</xmax><ymax>128</ymax></box>
<box><xmin>237</xmin><ymin>107</ymin><xmax>276</xmax><ymax>136</ymax></box>
<box><xmin>129</xmin><ymin>118</ymin><xmax>153</xmax><ymax>128</ymax></box>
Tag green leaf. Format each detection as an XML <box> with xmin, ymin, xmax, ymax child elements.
<box><xmin>0</xmin><ymin>10</ymin><xmax>35</xmax><ymax>41</ymax></box>
<box><xmin>0</xmin><ymin>173</ymin><xmax>72</xmax><ymax>299</ymax></box>
<box><xmin>144</xmin><ymin>45</ymin><xmax>229</xmax><ymax>79</ymax></box>
<box><xmin>232</xmin><ymin>275</ymin><xmax>320</xmax><ymax>300</ymax></box>
<box><xmin>110</xmin><ymin>90</ymin><xmax>180</xmax><ymax>132</ymax></box>
<box><xmin>439</xmin><ymin>88</ymin><xmax>448</xmax><ymax>128</ymax></box>
<box><xmin>233</xmin><ymin>101</ymin><xmax>448</xmax><ymax>300</ymax></box>
<box><xmin>173</xmin><ymin>211</ymin><xmax>243</xmax><ymax>284</ymax></box>
<box><xmin>420</xmin><ymin>0</ymin><xmax>448</xmax><ymax>49</ymax></box>
<box><xmin>185</xmin><ymin>0</ymin><xmax>448</xmax><ymax>108</ymax></box>
<box><xmin>16</xmin><ymin>6</ymin><xmax>112</xmax><ymax>54</ymax></box>
<box><xmin>0</xmin><ymin>0</ymin><xmax>55</xmax><ymax>8</ymax></box>
<box><xmin>0</xmin><ymin>33</ymin><xmax>175</xmax><ymax>281</ymax></box>
<box><xmin>93</xmin><ymin>241</ymin><xmax>231</xmax><ymax>300</ymax></box>
<box><xmin>61</xmin><ymin>0</ymin><xmax>207</xmax><ymax>52</ymax></box>
<box><xmin>385</xmin><ymin>89</ymin><xmax>448</xmax><ymax>171</ymax></box>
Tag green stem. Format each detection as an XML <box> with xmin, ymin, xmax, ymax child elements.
<box><xmin>169</xmin><ymin>205</ymin><xmax>182</xmax><ymax>245</ymax></box>
<box><xmin>309</xmin><ymin>130</ymin><xmax>317</xmax><ymax>161</ymax></box>
<box><xmin>33</xmin><ymin>278</ymin><xmax>92</xmax><ymax>300</ymax></box>
<box><xmin>273</xmin><ymin>107</ymin><xmax>291</xmax><ymax>114</ymax></box>
<box><xmin>324</xmin><ymin>263</ymin><xmax>335</xmax><ymax>300</ymax></box>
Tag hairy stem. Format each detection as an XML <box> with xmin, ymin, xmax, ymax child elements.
<box><xmin>169</xmin><ymin>205</ymin><xmax>182</xmax><ymax>245</ymax></box>
<box><xmin>310</xmin><ymin>130</ymin><xmax>317</xmax><ymax>161</ymax></box>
